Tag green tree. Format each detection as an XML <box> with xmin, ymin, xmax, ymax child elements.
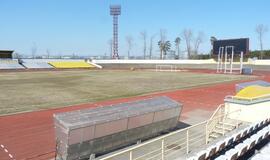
<box><xmin>158</xmin><ymin>40</ymin><xmax>171</xmax><ymax>59</ymax></box>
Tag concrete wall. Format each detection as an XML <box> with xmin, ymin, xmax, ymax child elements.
<box><xmin>92</xmin><ymin>59</ymin><xmax>216</xmax><ymax>64</ymax></box>
<box><xmin>225</xmin><ymin>101</ymin><xmax>270</xmax><ymax>122</ymax></box>
<box><xmin>91</xmin><ymin>59</ymin><xmax>270</xmax><ymax>70</ymax></box>
<box><xmin>248</xmin><ymin>59</ymin><xmax>270</xmax><ymax>66</ymax></box>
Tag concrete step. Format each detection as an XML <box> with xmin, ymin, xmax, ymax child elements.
<box><xmin>218</xmin><ymin>121</ymin><xmax>238</xmax><ymax>128</ymax></box>
<box><xmin>223</xmin><ymin>118</ymin><xmax>242</xmax><ymax>126</ymax></box>
<box><xmin>213</xmin><ymin>127</ymin><xmax>226</xmax><ymax>135</ymax></box>
<box><xmin>215</xmin><ymin>124</ymin><xmax>235</xmax><ymax>131</ymax></box>
<box><xmin>209</xmin><ymin>132</ymin><xmax>222</xmax><ymax>139</ymax></box>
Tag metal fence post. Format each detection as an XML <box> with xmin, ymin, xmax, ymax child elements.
<box><xmin>186</xmin><ymin>129</ymin><xmax>189</xmax><ymax>154</ymax></box>
<box><xmin>161</xmin><ymin>139</ymin><xmax>164</xmax><ymax>160</ymax></box>
<box><xmin>129</xmin><ymin>151</ymin><xmax>133</xmax><ymax>160</ymax></box>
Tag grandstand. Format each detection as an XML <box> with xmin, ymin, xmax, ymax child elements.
<box><xmin>94</xmin><ymin>81</ymin><xmax>270</xmax><ymax>160</ymax></box>
<box><xmin>21</xmin><ymin>59</ymin><xmax>53</xmax><ymax>69</ymax></box>
<box><xmin>48</xmin><ymin>60</ymin><xmax>95</xmax><ymax>68</ymax></box>
<box><xmin>0</xmin><ymin>59</ymin><xmax>25</xmax><ymax>69</ymax></box>
<box><xmin>0</xmin><ymin>58</ymin><xmax>99</xmax><ymax>70</ymax></box>
<box><xmin>0</xmin><ymin>50</ymin><xmax>25</xmax><ymax>69</ymax></box>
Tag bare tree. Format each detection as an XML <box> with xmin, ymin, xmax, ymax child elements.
<box><xmin>72</xmin><ymin>53</ymin><xmax>77</xmax><ymax>59</ymax></box>
<box><xmin>125</xmin><ymin>35</ymin><xmax>134</xmax><ymax>59</ymax></box>
<box><xmin>159</xmin><ymin>29</ymin><xmax>167</xmax><ymax>59</ymax></box>
<box><xmin>182</xmin><ymin>29</ymin><xmax>193</xmax><ymax>59</ymax></box>
<box><xmin>140</xmin><ymin>31</ymin><xmax>147</xmax><ymax>59</ymax></box>
<box><xmin>193</xmin><ymin>31</ymin><xmax>205</xmax><ymax>56</ymax></box>
<box><xmin>210</xmin><ymin>36</ymin><xmax>217</xmax><ymax>56</ymax></box>
<box><xmin>58</xmin><ymin>51</ymin><xmax>62</xmax><ymax>59</ymax></box>
<box><xmin>46</xmin><ymin>49</ymin><xmax>51</xmax><ymax>58</ymax></box>
<box><xmin>13</xmin><ymin>52</ymin><xmax>22</xmax><ymax>59</ymax></box>
<box><xmin>108</xmin><ymin>39</ymin><xmax>113</xmax><ymax>59</ymax></box>
<box><xmin>255</xmin><ymin>24</ymin><xmax>268</xmax><ymax>59</ymax></box>
<box><xmin>149</xmin><ymin>34</ymin><xmax>157</xmax><ymax>59</ymax></box>
<box><xmin>174</xmin><ymin>37</ymin><xmax>181</xmax><ymax>59</ymax></box>
<box><xmin>31</xmin><ymin>43</ymin><xmax>37</xmax><ymax>59</ymax></box>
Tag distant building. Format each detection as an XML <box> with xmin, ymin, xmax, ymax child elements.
<box><xmin>0</xmin><ymin>50</ymin><xmax>14</xmax><ymax>59</ymax></box>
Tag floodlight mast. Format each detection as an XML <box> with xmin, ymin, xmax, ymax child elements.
<box><xmin>110</xmin><ymin>5</ymin><xmax>121</xmax><ymax>59</ymax></box>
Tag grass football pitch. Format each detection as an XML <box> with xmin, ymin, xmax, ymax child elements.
<box><xmin>0</xmin><ymin>70</ymin><xmax>252</xmax><ymax>115</ymax></box>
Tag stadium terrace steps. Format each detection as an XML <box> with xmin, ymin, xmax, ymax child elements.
<box><xmin>208</xmin><ymin>118</ymin><xmax>239</xmax><ymax>142</ymax></box>
<box><xmin>0</xmin><ymin>59</ymin><xmax>24</xmax><ymax>69</ymax></box>
<box><xmin>22</xmin><ymin>62</ymin><xmax>53</xmax><ymax>69</ymax></box>
<box><xmin>22</xmin><ymin>59</ymin><xmax>53</xmax><ymax>69</ymax></box>
<box><xmin>48</xmin><ymin>61</ymin><xmax>95</xmax><ymax>69</ymax></box>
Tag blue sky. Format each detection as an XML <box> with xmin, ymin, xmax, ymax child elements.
<box><xmin>0</xmin><ymin>0</ymin><xmax>269</xmax><ymax>57</ymax></box>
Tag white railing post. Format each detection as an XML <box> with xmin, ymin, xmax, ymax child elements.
<box><xmin>161</xmin><ymin>139</ymin><xmax>165</xmax><ymax>160</ymax></box>
<box><xmin>186</xmin><ymin>129</ymin><xmax>189</xmax><ymax>154</ymax></box>
<box><xmin>223</xmin><ymin>120</ymin><xmax>225</xmax><ymax>135</ymax></box>
<box><xmin>129</xmin><ymin>150</ymin><xmax>133</xmax><ymax>160</ymax></box>
<box><xmin>205</xmin><ymin>122</ymin><xmax>208</xmax><ymax>144</ymax></box>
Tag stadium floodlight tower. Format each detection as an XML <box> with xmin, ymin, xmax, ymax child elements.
<box><xmin>110</xmin><ymin>5</ymin><xmax>121</xmax><ymax>59</ymax></box>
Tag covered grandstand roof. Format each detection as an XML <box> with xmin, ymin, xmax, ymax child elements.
<box><xmin>0</xmin><ymin>50</ymin><xmax>14</xmax><ymax>59</ymax></box>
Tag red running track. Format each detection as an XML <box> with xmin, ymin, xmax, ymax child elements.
<box><xmin>0</xmin><ymin>70</ymin><xmax>269</xmax><ymax>160</ymax></box>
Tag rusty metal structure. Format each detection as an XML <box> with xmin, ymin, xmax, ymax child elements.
<box><xmin>54</xmin><ymin>96</ymin><xmax>182</xmax><ymax>160</ymax></box>
<box><xmin>110</xmin><ymin>5</ymin><xmax>121</xmax><ymax>59</ymax></box>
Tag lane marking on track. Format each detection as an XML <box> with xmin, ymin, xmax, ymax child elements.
<box><xmin>0</xmin><ymin>143</ymin><xmax>15</xmax><ymax>159</ymax></box>
<box><xmin>9</xmin><ymin>154</ymin><xmax>13</xmax><ymax>158</ymax></box>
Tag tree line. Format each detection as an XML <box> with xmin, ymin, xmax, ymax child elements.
<box><xmin>114</xmin><ymin>29</ymin><xmax>205</xmax><ymax>60</ymax></box>
<box><xmin>116</xmin><ymin>24</ymin><xmax>269</xmax><ymax>60</ymax></box>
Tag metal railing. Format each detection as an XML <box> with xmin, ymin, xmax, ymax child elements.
<box><xmin>98</xmin><ymin>108</ymin><xmax>241</xmax><ymax>160</ymax></box>
<box><xmin>205</xmin><ymin>104</ymin><xmax>225</xmax><ymax>143</ymax></box>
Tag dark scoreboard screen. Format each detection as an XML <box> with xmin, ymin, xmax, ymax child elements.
<box><xmin>213</xmin><ymin>38</ymin><xmax>249</xmax><ymax>55</ymax></box>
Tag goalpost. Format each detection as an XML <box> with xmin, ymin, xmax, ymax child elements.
<box><xmin>216</xmin><ymin>46</ymin><xmax>243</xmax><ymax>74</ymax></box>
<box><xmin>155</xmin><ymin>64</ymin><xmax>177</xmax><ymax>72</ymax></box>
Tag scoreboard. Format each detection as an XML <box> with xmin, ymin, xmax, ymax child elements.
<box><xmin>213</xmin><ymin>38</ymin><xmax>249</xmax><ymax>55</ymax></box>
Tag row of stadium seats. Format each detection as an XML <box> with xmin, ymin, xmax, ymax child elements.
<box><xmin>0</xmin><ymin>59</ymin><xmax>25</xmax><ymax>69</ymax></box>
<box><xmin>48</xmin><ymin>61</ymin><xmax>95</xmax><ymax>68</ymax></box>
<box><xmin>22</xmin><ymin>61</ymin><xmax>53</xmax><ymax>69</ymax></box>
<box><xmin>0</xmin><ymin>59</ymin><xmax>96</xmax><ymax>69</ymax></box>
<box><xmin>251</xmin><ymin>142</ymin><xmax>270</xmax><ymax>159</ymax></box>
<box><xmin>188</xmin><ymin>118</ymin><xmax>270</xmax><ymax>160</ymax></box>
<box><xmin>216</xmin><ymin>124</ymin><xmax>270</xmax><ymax>160</ymax></box>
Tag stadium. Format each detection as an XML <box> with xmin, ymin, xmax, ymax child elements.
<box><xmin>1</xmin><ymin>1</ymin><xmax>270</xmax><ymax>160</ymax></box>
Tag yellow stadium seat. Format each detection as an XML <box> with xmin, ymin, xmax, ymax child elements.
<box><xmin>235</xmin><ymin>85</ymin><xmax>270</xmax><ymax>100</ymax></box>
<box><xmin>48</xmin><ymin>61</ymin><xmax>95</xmax><ymax>69</ymax></box>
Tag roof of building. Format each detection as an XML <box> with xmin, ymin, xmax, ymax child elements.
<box><xmin>0</xmin><ymin>50</ymin><xmax>14</xmax><ymax>53</ymax></box>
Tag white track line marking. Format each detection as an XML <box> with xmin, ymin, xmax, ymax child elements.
<box><xmin>0</xmin><ymin>144</ymin><xmax>15</xmax><ymax>159</ymax></box>
<box><xmin>9</xmin><ymin>154</ymin><xmax>13</xmax><ymax>158</ymax></box>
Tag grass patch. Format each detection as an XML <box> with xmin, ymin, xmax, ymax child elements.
<box><xmin>0</xmin><ymin>70</ymin><xmax>253</xmax><ymax>115</ymax></box>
